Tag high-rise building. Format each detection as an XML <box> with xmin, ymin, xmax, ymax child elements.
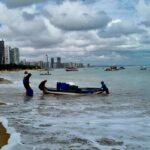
<box><xmin>37</xmin><ymin>61</ymin><xmax>44</xmax><ymax>69</ymax></box>
<box><xmin>0</xmin><ymin>40</ymin><xmax>5</xmax><ymax>64</ymax></box>
<box><xmin>57</xmin><ymin>57</ymin><xmax>61</xmax><ymax>68</ymax></box>
<box><xmin>51</xmin><ymin>57</ymin><xmax>54</xmax><ymax>68</ymax></box>
<box><xmin>4</xmin><ymin>45</ymin><xmax>11</xmax><ymax>64</ymax></box>
<box><xmin>10</xmin><ymin>47</ymin><xmax>20</xmax><ymax>64</ymax></box>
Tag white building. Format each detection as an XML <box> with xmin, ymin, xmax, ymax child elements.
<box><xmin>10</xmin><ymin>47</ymin><xmax>20</xmax><ymax>64</ymax></box>
<box><xmin>4</xmin><ymin>45</ymin><xmax>11</xmax><ymax>64</ymax></box>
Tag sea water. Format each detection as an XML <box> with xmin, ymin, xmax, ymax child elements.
<box><xmin>0</xmin><ymin>66</ymin><xmax>150</xmax><ymax>150</ymax></box>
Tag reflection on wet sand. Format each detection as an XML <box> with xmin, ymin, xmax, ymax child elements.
<box><xmin>0</xmin><ymin>122</ymin><xmax>10</xmax><ymax>149</ymax></box>
<box><xmin>0</xmin><ymin>102</ymin><xmax>6</xmax><ymax>105</ymax></box>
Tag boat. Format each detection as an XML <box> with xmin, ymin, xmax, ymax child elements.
<box><xmin>140</xmin><ymin>66</ymin><xmax>147</xmax><ymax>70</ymax></box>
<box><xmin>40</xmin><ymin>54</ymin><xmax>51</xmax><ymax>75</ymax></box>
<box><xmin>40</xmin><ymin>72</ymin><xmax>51</xmax><ymax>75</ymax></box>
<box><xmin>105</xmin><ymin>66</ymin><xmax>125</xmax><ymax>71</ymax></box>
<box><xmin>105</xmin><ymin>66</ymin><xmax>119</xmax><ymax>71</ymax></box>
<box><xmin>66</xmin><ymin>67</ymin><xmax>78</xmax><ymax>71</ymax></box>
<box><xmin>118</xmin><ymin>66</ymin><xmax>125</xmax><ymax>70</ymax></box>
<box><xmin>39</xmin><ymin>80</ymin><xmax>107</xmax><ymax>96</ymax></box>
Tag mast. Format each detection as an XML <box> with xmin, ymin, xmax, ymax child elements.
<box><xmin>46</xmin><ymin>54</ymin><xmax>49</xmax><ymax>74</ymax></box>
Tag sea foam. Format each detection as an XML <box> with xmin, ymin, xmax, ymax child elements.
<box><xmin>0</xmin><ymin>117</ymin><xmax>21</xmax><ymax>150</ymax></box>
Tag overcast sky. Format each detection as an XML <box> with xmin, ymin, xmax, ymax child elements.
<box><xmin>0</xmin><ymin>0</ymin><xmax>150</xmax><ymax>65</ymax></box>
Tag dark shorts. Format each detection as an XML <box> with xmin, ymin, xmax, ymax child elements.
<box><xmin>26</xmin><ymin>88</ymin><xmax>33</xmax><ymax>97</ymax></box>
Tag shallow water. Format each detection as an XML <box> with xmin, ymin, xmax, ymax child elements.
<box><xmin>0</xmin><ymin>67</ymin><xmax>150</xmax><ymax>150</ymax></box>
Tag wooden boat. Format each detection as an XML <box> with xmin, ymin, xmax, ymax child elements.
<box><xmin>43</xmin><ymin>87</ymin><xmax>104</xmax><ymax>95</ymax></box>
<box><xmin>66</xmin><ymin>67</ymin><xmax>78</xmax><ymax>71</ymax></box>
<box><xmin>40</xmin><ymin>72</ymin><xmax>51</xmax><ymax>75</ymax></box>
<box><xmin>39</xmin><ymin>80</ymin><xmax>107</xmax><ymax>96</ymax></box>
<box><xmin>105</xmin><ymin>66</ymin><xmax>119</xmax><ymax>71</ymax></box>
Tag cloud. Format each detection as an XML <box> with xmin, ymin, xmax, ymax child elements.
<box><xmin>22</xmin><ymin>12</ymin><xmax>37</xmax><ymax>20</ymax></box>
<box><xmin>0</xmin><ymin>3</ymin><xmax>63</xmax><ymax>49</ymax></box>
<box><xmin>44</xmin><ymin>1</ymin><xmax>111</xmax><ymax>31</ymax></box>
<box><xmin>98</xmin><ymin>20</ymin><xmax>146</xmax><ymax>38</ymax></box>
<box><xmin>0</xmin><ymin>0</ymin><xmax>103</xmax><ymax>9</ymax></box>
<box><xmin>136</xmin><ymin>0</ymin><xmax>150</xmax><ymax>27</ymax></box>
<box><xmin>1</xmin><ymin>0</ymin><xmax>49</xmax><ymax>8</ymax></box>
<box><xmin>0</xmin><ymin>0</ymin><xmax>150</xmax><ymax>65</ymax></box>
<box><xmin>139</xmin><ymin>34</ymin><xmax>150</xmax><ymax>44</ymax></box>
<box><xmin>96</xmin><ymin>52</ymin><xmax>128</xmax><ymax>61</ymax></box>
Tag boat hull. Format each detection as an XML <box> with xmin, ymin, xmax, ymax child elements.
<box><xmin>39</xmin><ymin>80</ymin><xmax>108</xmax><ymax>96</ymax></box>
<box><xmin>40</xmin><ymin>73</ymin><xmax>51</xmax><ymax>75</ymax></box>
<box><xmin>66</xmin><ymin>69</ymin><xmax>78</xmax><ymax>71</ymax></box>
<box><xmin>65</xmin><ymin>67</ymin><xmax>78</xmax><ymax>71</ymax></box>
<box><xmin>43</xmin><ymin>88</ymin><xmax>104</xmax><ymax>96</ymax></box>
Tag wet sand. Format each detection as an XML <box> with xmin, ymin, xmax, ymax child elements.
<box><xmin>0</xmin><ymin>122</ymin><xmax>10</xmax><ymax>149</ymax></box>
<box><xmin>0</xmin><ymin>102</ymin><xmax>6</xmax><ymax>105</ymax></box>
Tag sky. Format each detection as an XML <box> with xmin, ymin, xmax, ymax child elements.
<box><xmin>0</xmin><ymin>0</ymin><xmax>150</xmax><ymax>65</ymax></box>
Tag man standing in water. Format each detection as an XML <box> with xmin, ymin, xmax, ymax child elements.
<box><xmin>23</xmin><ymin>71</ymin><xmax>33</xmax><ymax>96</ymax></box>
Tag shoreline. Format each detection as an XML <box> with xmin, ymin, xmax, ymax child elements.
<box><xmin>0</xmin><ymin>68</ymin><xmax>39</xmax><ymax>73</ymax></box>
<box><xmin>0</xmin><ymin>122</ymin><xmax>10</xmax><ymax>149</ymax></box>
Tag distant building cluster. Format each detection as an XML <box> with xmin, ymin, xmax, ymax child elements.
<box><xmin>0</xmin><ymin>40</ymin><xmax>85</xmax><ymax>68</ymax></box>
<box><xmin>50</xmin><ymin>57</ymin><xmax>84</xmax><ymax>69</ymax></box>
<box><xmin>0</xmin><ymin>40</ymin><xmax>20</xmax><ymax>64</ymax></box>
<box><xmin>21</xmin><ymin>57</ymin><xmax>84</xmax><ymax>69</ymax></box>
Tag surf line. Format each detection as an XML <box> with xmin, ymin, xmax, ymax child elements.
<box><xmin>0</xmin><ymin>117</ymin><xmax>21</xmax><ymax>150</ymax></box>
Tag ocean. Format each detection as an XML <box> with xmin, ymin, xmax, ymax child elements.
<box><xmin>0</xmin><ymin>66</ymin><xmax>150</xmax><ymax>150</ymax></box>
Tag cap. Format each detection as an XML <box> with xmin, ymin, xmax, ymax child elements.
<box><xmin>24</xmin><ymin>71</ymin><xmax>28</xmax><ymax>74</ymax></box>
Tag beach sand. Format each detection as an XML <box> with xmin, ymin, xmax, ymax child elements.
<box><xmin>0</xmin><ymin>122</ymin><xmax>10</xmax><ymax>149</ymax></box>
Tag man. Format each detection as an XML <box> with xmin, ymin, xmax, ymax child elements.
<box><xmin>23</xmin><ymin>71</ymin><xmax>33</xmax><ymax>96</ymax></box>
<box><xmin>39</xmin><ymin>80</ymin><xmax>47</xmax><ymax>93</ymax></box>
<box><xmin>100</xmin><ymin>81</ymin><xmax>109</xmax><ymax>94</ymax></box>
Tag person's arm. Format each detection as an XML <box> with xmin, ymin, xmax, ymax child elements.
<box><xmin>27</xmin><ymin>73</ymin><xmax>32</xmax><ymax>78</ymax></box>
<box><xmin>25</xmin><ymin>73</ymin><xmax>32</xmax><ymax>81</ymax></box>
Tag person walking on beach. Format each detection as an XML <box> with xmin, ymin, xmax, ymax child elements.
<box><xmin>23</xmin><ymin>71</ymin><xmax>33</xmax><ymax>96</ymax></box>
<box><xmin>100</xmin><ymin>81</ymin><xmax>109</xmax><ymax>94</ymax></box>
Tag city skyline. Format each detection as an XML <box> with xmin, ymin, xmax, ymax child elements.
<box><xmin>0</xmin><ymin>40</ymin><xmax>20</xmax><ymax>64</ymax></box>
<box><xmin>0</xmin><ymin>0</ymin><xmax>150</xmax><ymax>65</ymax></box>
<box><xmin>21</xmin><ymin>55</ymin><xmax>84</xmax><ymax>69</ymax></box>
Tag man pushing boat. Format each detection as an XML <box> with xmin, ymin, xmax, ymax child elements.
<box><xmin>39</xmin><ymin>80</ymin><xmax>47</xmax><ymax>94</ymax></box>
<box><xmin>100</xmin><ymin>81</ymin><xmax>109</xmax><ymax>94</ymax></box>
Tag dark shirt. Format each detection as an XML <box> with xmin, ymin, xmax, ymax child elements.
<box><xmin>39</xmin><ymin>80</ymin><xmax>47</xmax><ymax>91</ymax></box>
<box><xmin>23</xmin><ymin>73</ymin><xmax>32</xmax><ymax>90</ymax></box>
<box><xmin>101</xmin><ymin>83</ymin><xmax>109</xmax><ymax>94</ymax></box>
